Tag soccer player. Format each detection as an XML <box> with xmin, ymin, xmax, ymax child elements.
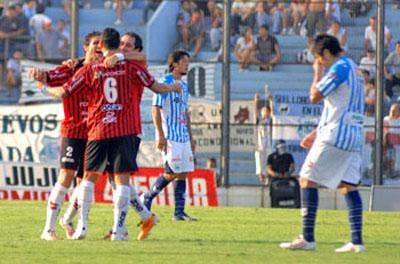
<box><xmin>44</xmin><ymin>28</ymin><xmax>182</xmax><ymax>241</ymax></box>
<box><xmin>29</xmin><ymin>31</ymin><xmax>102</xmax><ymax>241</ymax></box>
<box><xmin>141</xmin><ymin>50</ymin><xmax>197</xmax><ymax>221</ymax></box>
<box><xmin>280</xmin><ymin>34</ymin><xmax>365</xmax><ymax>252</ymax></box>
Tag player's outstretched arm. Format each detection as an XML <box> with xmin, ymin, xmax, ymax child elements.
<box><xmin>37</xmin><ymin>82</ymin><xmax>67</xmax><ymax>98</ymax></box>
<box><xmin>149</xmin><ymin>82</ymin><xmax>182</xmax><ymax>94</ymax></box>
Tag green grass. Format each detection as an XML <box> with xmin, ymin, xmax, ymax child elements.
<box><xmin>0</xmin><ymin>201</ymin><xmax>399</xmax><ymax>264</ymax></box>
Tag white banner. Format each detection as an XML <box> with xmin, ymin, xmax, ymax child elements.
<box><xmin>19</xmin><ymin>60</ymin><xmax>60</xmax><ymax>105</ymax></box>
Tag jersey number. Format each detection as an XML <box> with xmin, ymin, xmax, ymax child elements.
<box><xmin>104</xmin><ymin>77</ymin><xmax>118</xmax><ymax>103</ymax></box>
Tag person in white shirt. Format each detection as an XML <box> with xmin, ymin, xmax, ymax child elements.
<box><xmin>29</xmin><ymin>3</ymin><xmax>50</xmax><ymax>36</ymax></box>
<box><xmin>234</xmin><ymin>26</ymin><xmax>255</xmax><ymax>71</ymax></box>
<box><xmin>325</xmin><ymin>0</ymin><xmax>341</xmax><ymax>23</ymax></box>
<box><xmin>364</xmin><ymin>16</ymin><xmax>392</xmax><ymax>53</ymax></box>
<box><xmin>359</xmin><ymin>49</ymin><xmax>376</xmax><ymax>80</ymax></box>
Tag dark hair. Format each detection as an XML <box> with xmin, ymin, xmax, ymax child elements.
<box><xmin>167</xmin><ymin>50</ymin><xmax>190</xmax><ymax>73</ymax></box>
<box><xmin>311</xmin><ymin>34</ymin><xmax>343</xmax><ymax>57</ymax></box>
<box><xmin>102</xmin><ymin>28</ymin><xmax>120</xmax><ymax>50</ymax></box>
<box><xmin>83</xmin><ymin>31</ymin><xmax>101</xmax><ymax>47</ymax></box>
<box><xmin>36</xmin><ymin>3</ymin><xmax>45</xmax><ymax>14</ymax></box>
<box><xmin>123</xmin><ymin>32</ymin><xmax>143</xmax><ymax>52</ymax></box>
<box><xmin>396</xmin><ymin>41</ymin><xmax>400</xmax><ymax>46</ymax></box>
<box><xmin>368</xmin><ymin>78</ymin><xmax>376</xmax><ymax>86</ymax></box>
<box><xmin>259</xmin><ymin>24</ymin><xmax>269</xmax><ymax>32</ymax></box>
<box><xmin>242</xmin><ymin>26</ymin><xmax>252</xmax><ymax>37</ymax></box>
<box><xmin>370</xmin><ymin>16</ymin><xmax>376</xmax><ymax>20</ymax></box>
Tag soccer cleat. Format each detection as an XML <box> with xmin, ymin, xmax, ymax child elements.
<box><xmin>137</xmin><ymin>214</ymin><xmax>158</xmax><ymax>240</ymax></box>
<box><xmin>104</xmin><ymin>229</ymin><xmax>129</xmax><ymax>241</ymax></box>
<box><xmin>72</xmin><ymin>222</ymin><xmax>87</xmax><ymax>240</ymax></box>
<box><xmin>280</xmin><ymin>235</ymin><xmax>316</xmax><ymax>250</ymax></box>
<box><xmin>41</xmin><ymin>230</ymin><xmax>59</xmax><ymax>241</ymax></box>
<box><xmin>59</xmin><ymin>219</ymin><xmax>75</xmax><ymax>239</ymax></box>
<box><xmin>335</xmin><ymin>242</ymin><xmax>366</xmax><ymax>253</ymax></box>
<box><xmin>172</xmin><ymin>212</ymin><xmax>198</xmax><ymax>222</ymax></box>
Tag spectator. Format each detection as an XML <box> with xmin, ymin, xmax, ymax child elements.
<box><xmin>239</xmin><ymin>0</ymin><xmax>256</xmax><ymax>29</ymax></box>
<box><xmin>254</xmin><ymin>92</ymin><xmax>273</xmax><ymax>185</ymax></box>
<box><xmin>251</xmin><ymin>25</ymin><xmax>281</xmax><ymax>71</ymax></box>
<box><xmin>29</xmin><ymin>3</ymin><xmax>50</xmax><ymax>36</ymax></box>
<box><xmin>325</xmin><ymin>0</ymin><xmax>341</xmax><ymax>23</ymax></box>
<box><xmin>35</xmin><ymin>18</ymin><xmax>67</xmax><ymax>62</ymax></box>
<box><xmin>206</xmin><ymin>0</ymin><xmax>216</xmax><ymax>18</ymax></box>
<box><xmin>5</xmin><ymin>49</ymin><xmax>23</xmax><ymax>96</ymax></box>
<box><xmin>267</xmin><ymin>140</ymin><xmax>295</xmax><ymax>185</ymax></box>
<box><xmin>177</xmin><ymin>0</ymin><xmax>192</xmax><ymax>50</ymax></box>
<box><xmin>305</xmin><ymin>0</ymin><xmax>326</xmax><ymax>41</ymax></box>
<box><xmin>206</xmin><ymin>157</ymin><xmax>221</xmax><ymax>185</ymax></box>
<box><xmin>359</xmin><ymin>49</ymin><xmax>376</xmax><ymax>79</ymax></box>
<box><xmin>234</xmin><ymin>26</ymin><xmax>254</xmax><ymax>71</ymax></box>
<box><xmin>326</xmin><ymin>20</ymin><xmax>347</xmax><ymax>52</ymax></box>
<box><xmin>346</xmin><ymin>0</ymin><xmax>371</xmax><ymax>18</ymax></box>
<box><xmin>289</xmin><ymin>0</ymin><xmax>307</xmax><ymax>35</ymax></box>
<box><xmin>141</xmin><ymin>0</ymin><xmax>161</xmax><ymax>24</ymax></box>
<box><xmin>23</xmin><ymin>0</ymin><xmax>37</xmax><ymax>20</ymax></box>
<box><xmin>364</xmin><ymin>78</ymin><xmax>391</xmax><ymax>116</ymax></box>
<box><xmin>255</xmin><ymin>1</ymin><xmax>272</xmax><ymax>31</ymax></box>
<box><xmin>263</xmin><ymin>0</ymin><xmax>285</xmax><ymax>35</ymax></box>
<box><xmin>189</xmin><ymin>7</ymin><xmax>205</xmax><ymax>59</ymax></box>
<box><xmin>278</xmin><ymin>3</ymin><xmax>290</xmax><ymax>35</ymax></box>
<box><xmin>384</xmin><ymin>41</ymin><xmax>400</xmax><ymax>99</ymax></box>
<box><xmin>209</xmin><ymin>3</ymin><xmax>222</xmax><ymax>51</ymax></box>
<box><xmin>56</xmin><ymin>19</ymin><xmax>70</xmax><ymax>57</ymax></box>
<box><xmin>383</xmin><ymin>103</ymin><xmax>400</xmax><ymax>177</ymax></box>
<box><xmin>0</xmin><ymin>5</ymin><xmax>26</xmax><ymax>55</ymax></box>
<box><xmin>105</xmin><ymin>0</ymin><xmax>133</xmax><ymax>10</ymax></box>
<box><xmin>364</xmin><ymin>16</ymin><xmax>392</xmax><ymax>53</ymax></box>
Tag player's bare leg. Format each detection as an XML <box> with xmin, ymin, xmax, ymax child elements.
<box><xmin>72</xmin><ymin>173</ymin><xmax>98</xmax><ymax>240</ymax></box>
<box><xmin>42</xmin><ymin>169</ymin><xmax>75</xmax><ymax>241</ymax></box>
<box><xmin>280</xmin><ymin>178</ymin><xmax>317</xmax><ymax>250</ymax></box>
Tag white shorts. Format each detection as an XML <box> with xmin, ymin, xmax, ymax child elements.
<box><xmin>162</xmin><ymin>140</ymin><xmax>194</xmax><ymax>174</ymax></box>
<box><xmin>300</xmin><ymin>141</ymin><xmax>362</xmax><ymax>189</ymax></box>
<box><xmin>255</xmin><ymin>147</ymin><xmax>271</xmax><ymax>176</ymax></box>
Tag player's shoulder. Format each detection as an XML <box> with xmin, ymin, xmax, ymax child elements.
<box><xmin>159</xmin><ymin>73</ymin><xmax>175</xmax><ymax>84</ymax></box>
<box><xmin>330</xmin><ymin>57</ymin><xmax>352</xmax><ymax>75</ymax></box>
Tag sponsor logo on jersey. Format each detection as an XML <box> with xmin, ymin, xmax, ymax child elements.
<box><xmin>103</xmin><ymin>112</ymin><xmax>117</xmax><ymax>123</ymax></box>
<box><xmin>102</xmin><ymin>104</ymin><xmax>123</xmax><ymax>112</ymax></box>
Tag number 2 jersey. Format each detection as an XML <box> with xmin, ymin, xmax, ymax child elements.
<box><xmin>46</xmin><ymin>60</ymin><xmax>88</xmax><ymax>139</ymax></box>
<box><xmin>63</xmin><ymin>59</ymin><xmax>155</xmax><ymax>140</ymax></box>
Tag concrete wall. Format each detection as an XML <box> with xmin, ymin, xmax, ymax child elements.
<box><xmin>217</xmin><ymin>186</ymin><xmax>400</xmax><ymax>212</ymax></box>
<box><xmin>146</xmin><ymin>1</ymin><xmax>180</xmax><ymax>62</ymax></box>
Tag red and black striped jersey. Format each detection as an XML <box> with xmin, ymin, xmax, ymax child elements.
<box><xmin>46</xmin><ymin>60</ymin><xmax>88</xmax><ymax>139</ymax></box>
<box><xmin>63</xmin><ymin>58</ymin><xmax>155</xmax><ymax>140</ymax></box>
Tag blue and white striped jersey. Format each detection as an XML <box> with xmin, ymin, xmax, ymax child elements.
<box><xmin>152</xmin><ymin>74</ymin><xmax>190</xmax><ymax>143</ymax></box>
<box><xmin>316</xmin><ymin>56</ymin><xmax>365</xmax><ymax>152</ymax></box>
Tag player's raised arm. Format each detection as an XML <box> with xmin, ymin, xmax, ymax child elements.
<box><xmin>309</xmin><ymin>61</ymin><xmax>325</xmax><ymax>103</ymax></box>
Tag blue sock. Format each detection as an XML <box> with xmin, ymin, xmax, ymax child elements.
<box><xmin>345</xmin><ymin>190</ymin><xmax>363</xmax><ymax>245</ymax></box>
<box><xmin>302</xmin><ymin>188</ymin><xmax>318</xmax><ymax>242</ymax></box>
<box><xmin>144</xmin><ymin>176</ymin><xmax>170</xmax><ymax>210</ymax></box>
<box><xmin>174</xmin><ymin>180</ymin><xmax>186</xmax><ymax>216</ymax></box>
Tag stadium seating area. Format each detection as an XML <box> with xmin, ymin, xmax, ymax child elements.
<box><xmin>1</xmin><ymin>1</ymin><xmax>400</xmax><ymax>185</ymax></box>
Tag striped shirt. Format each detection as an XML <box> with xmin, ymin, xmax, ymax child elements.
<box><xmin>46</xmin><ymin>60</ymin><xmax>88</xmax><ymax>139</ymax></box>
<box><xmin>316</xmin><ymin>56</ymin><xmax>365</xmax><ymax>152</ymax></box>
<box><xmin>153</xmin><ymin>74</ymin><xmax>190</xmax><ymax>143</ymax></box>
<box><xmin>63</xmin><ymin>59</ymin><xmax>155</xmax><ymax>140</ymax></box>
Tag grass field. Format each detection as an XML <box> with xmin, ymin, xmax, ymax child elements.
<box><xmin>0</xmin><ymin>201</ymin><xmax>399</xmax><ymax>264</ymax></box>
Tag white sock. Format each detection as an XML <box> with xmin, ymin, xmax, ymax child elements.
<box><xmin>44</xmin><ymin>182</ymin><xmax>68</xmax><ymax>233</ymax></box>
<box><xmin>112</xmin><ymin>185</ymin><xmax>130</xmax><ymax>238</ymax></box>
<box><xmin>129</xmin><ymin>185</ymin><xmax>152</xmax><ymax>221</ymax></box>
<box><xmin>76</xmin><ymin>180</ymin><xmax>94</xmax><ymax>233</ymax></box>
<box><xmin>62</xmin><ymin>187</ymin><xmax>79</xmax><ymax>224</ymax></box>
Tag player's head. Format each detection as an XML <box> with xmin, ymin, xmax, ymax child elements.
<box><xmin>369</xmin><ymin>16</ymin><xmax>376</xmax><ymax>31</ymax></box>
<box><xmin>167</xmin><ymin>50</ymin><xmax>190</xmax><ymax>75</ymax></box>
<box><xmin>275</xmin><ymin>139</ymin><xmax>286</xmax><ymax>155</ymax></box>
<box><xmin>83</xmin><ymin>31</ymin><xmax>102</xmax><ymax>60</ymax></box>
<box><xmin>311</xmin><ymin>34</ymin><xmax>343</xmax><ymax>67</ymax></box>
<box><xmin>120</xmin><ymin>32</ymin><xmax>143</xmax><ymax>53</ymax></box>
<box><xmin>100</xmin><ymin>28</ymin><xmax>120</xmax><ymax>52</ymax></box>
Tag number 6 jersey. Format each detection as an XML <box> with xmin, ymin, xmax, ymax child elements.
<box><xmin>63</xmin><ymin>58</ymin><xmax>155</xmax><ymax>140</ymax></box>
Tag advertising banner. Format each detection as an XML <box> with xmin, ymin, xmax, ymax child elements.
<box><xmin>0</xmin><ymin>163</ymin><xmax>218</xmax><ymax>207</ymax></box>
